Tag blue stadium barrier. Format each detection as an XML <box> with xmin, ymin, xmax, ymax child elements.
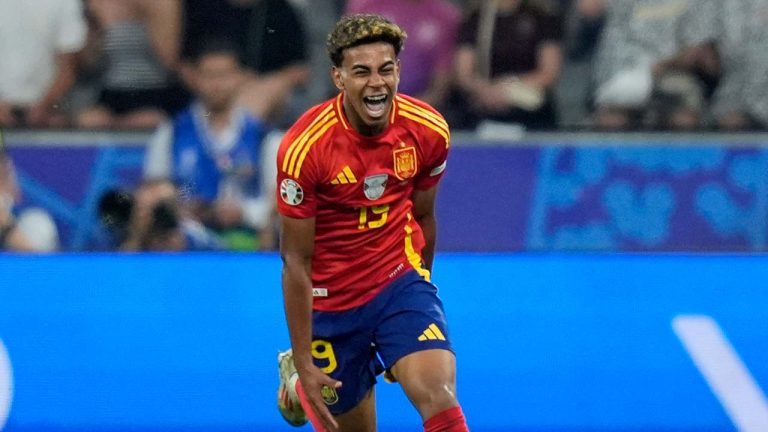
<box><xmin>1</xmin><ymin>253</ymin><xmax>766</xmax><ymax>431</ymax></box>
<box><xmin>6</xmin><ymin>131</ymin><xmax>768</xmax><ymax>252</ymax></box>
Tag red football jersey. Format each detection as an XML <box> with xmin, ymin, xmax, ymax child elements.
<box><xmin>277</xmin><ymin>93</ymin><xmax>450</xmax><ymax>312</ymax></box>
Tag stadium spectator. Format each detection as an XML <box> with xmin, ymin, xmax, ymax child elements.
<box><xmin>708</xmin><ymin>0</ymin><xmax>768</xmax><ymax>131</ymax></box>
<box><xmin>0</xmin><ymin>150</ymin><xmax>33</xmax><ymax>251</ymax></box>
<box><xmin>85</xmin><ymin>187</ymin><xmax>134</xmax><ymax>251</ymax></box>
<box><xmin>120</xmin><ymin>178</ymin><xmax>223</xmax><ymax>252</ymax></box>
<box><xmin>0</xmin><ymin>0</ymin><xmax>87</xmax><ymax>128</ymax></box>
<box><xmin>182</xmin><ymin>0</ymin><xmax>310</xmax><ymax>126</ymax></box>
<box><xmin>345</xmin><ymin>0</ymin><xmax>462</xmax><ymax>109</ymax></box>
<box><xmin>584</xmin><ymin>0</ymin><xmax>719</xmax><ymax>130</ymax></box>
<box><xmin>144</xmin><ymin>40</ymin><xmax>279</xmax><ymax>251</ymax></box>
<box><xmin>0</xmin><ymin>143</ymin><xmax>59</xmax><ymax>252</ymax></box>
<box><xmin>286</xmin><ymin>0</ymin><xmax>344</xmax><ymax>121</ymax></box>
<box><xmin>450</xmin><ymin>0</ymin><xmax>564</xmax><ymax>130</ymax></box>
<box><xmin>76</xmin><ymin>0</ymin><xmax>187</xmax><ymax>130</ymax></box>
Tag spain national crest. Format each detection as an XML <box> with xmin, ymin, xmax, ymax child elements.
<box><xmin>393</xmin><ymin>147</ymin><xmax>417</xmax><ymax>180</ymax></box>
<box><xmin>321</xmin><ymin>384</ymin><xmax>339</xmax><ymax>405</ymax></box>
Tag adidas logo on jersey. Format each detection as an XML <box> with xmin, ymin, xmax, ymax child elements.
<box><xmin>331</xmin><ymin>166</ymin><xmax>357</xmax><ymax>184</ymax></box>
<box><xmin>417</xmin><ymin>323</ymin><xmax>446</xmax><ymax>341</ymax></box>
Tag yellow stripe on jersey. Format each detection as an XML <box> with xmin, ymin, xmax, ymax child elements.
<box><xmin>285</xmin><ymin>112</ymin><xmax>336</xmax><ymax>177</ymax></box>
<box><xmin>404</xmin><ymin>213</ymin><xmax>431</xmax><ymax>281</ymax></box>
<box><xmin>335</xmin><ymin>94</ymin><xmax>350</xmax><ymax>130</ymax></box>
<box><xmin>285</xmin><ymin>110</ymin><xmax>335</xmax><ymax>175</ymax></box>
<box><xmin>294</xmin><ymin>118</ymin><xmax>339</xmax><ymax>178</ymax></box>
<box><xmin>429</xmin><ymin>323</ymin><xmax>446</xmax><ymax>340</ymax></box>
<box><xmin>389</xmin><ymin>96</ymin><xmax>397</xmax><ymax>124</ymax></box>
<box><xmin>399</xmin><ymin>111</ymin><xmax>450</xmax><ymax>146</ymax></box>
<box><xmin>396</xmin><ymin>96</ymin><xmax>450</xmax><ymax>133</ymax></box>
<box><xmin>342</xmin><ymin>166</ymin><xmax>357</xmax><ymax>183</ymax></box>
<box><xmin>282</xmin><ymin>104</ymin><xmax>335</xmax><ymax>173</ymax></box>
<box><xmin>395</xmin><ymin>97</ymin><xmax>450</xmax><ymax>147</ymax></box>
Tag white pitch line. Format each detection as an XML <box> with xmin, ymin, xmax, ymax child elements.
<box><xmin>673</xmin><ymin>315</ymin><xmax>768</xmax><ymax>432</ymax></box>
<box><xmin>0</xmin><ymin>339</ymin><xmax>12</xmax><ymax>430</ymax></box>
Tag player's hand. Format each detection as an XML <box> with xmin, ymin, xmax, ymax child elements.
<box><xmin>296</xmin><ymin>362</ymin><xmax>342</xmax><ymax>431</ymax></box>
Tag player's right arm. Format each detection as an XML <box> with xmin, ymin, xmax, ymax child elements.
<box><xmin>280</xmin><ymin>214</ymin><xmax>341</xmax><ymax>431</ymax></box>
<box><xmin>280</xmin><ymin>215</ymin><xmax>315</xmax><ymax>365</ymax></box>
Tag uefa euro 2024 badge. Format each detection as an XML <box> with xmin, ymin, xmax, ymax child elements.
<box><xmin>280</xmin><ymin>179</ymin><xmax>304</xmax><ymax>206</ymax></box>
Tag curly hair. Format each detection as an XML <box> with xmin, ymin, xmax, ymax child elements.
<box><xmin>326</xmin><ymin>14</ymin><xmax>407</xmax><ymax>67</ymax></box>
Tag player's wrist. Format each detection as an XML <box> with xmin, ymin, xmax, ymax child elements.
<box><xmin>292</xmin><ymin>354</ymin><xmax>315</xmax><ymax>373</ymax></box>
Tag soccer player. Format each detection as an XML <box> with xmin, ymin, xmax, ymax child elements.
<box><xmin>276</xmin><ymin>13</ymin><xmax>468</xmax><ymax>432</ymax></box>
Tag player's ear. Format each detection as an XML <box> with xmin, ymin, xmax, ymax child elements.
<box><xmin>331</xmin><ymin>67</ymin><xmax>344</xmax><ymax>91</ymax></box>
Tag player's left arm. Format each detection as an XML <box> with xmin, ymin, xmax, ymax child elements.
<box><xmin>411</xmin><ymin>102</ymin><xmax>450</xmax><ymax>272</ymax></box>
<box><xmin>412</xmin><ymin>185</ymin><xmax>439</xmax><ymax>272</ymax></box>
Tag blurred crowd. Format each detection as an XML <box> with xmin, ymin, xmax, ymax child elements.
<box><xmin>2</xmin><ymin>0</ymin><xmax>768</xmax><ymax>253</ymax></box>
<box><xmin>3</xmin><ymin>0</ymin><xmax>768</xmax><ymax>133</ymax></box>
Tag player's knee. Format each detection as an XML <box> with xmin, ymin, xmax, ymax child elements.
<box><xmin>406</xmin><ymin>377</ymin><xmax>459</xmax><ymax>419</ymax></box>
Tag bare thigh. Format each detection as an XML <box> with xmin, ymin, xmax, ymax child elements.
<box><xmin>335</xmin><ymin>387</ymin><xmax>377</xmax><ymax>432</ymax></box>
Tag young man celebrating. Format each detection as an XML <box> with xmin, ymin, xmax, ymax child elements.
<box><xmin>276</xmin><ymin>14</ymin><xmax>468</xmax><ymax>432</ymax></box>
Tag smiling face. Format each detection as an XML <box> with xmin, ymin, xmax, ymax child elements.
<box><xmin>332</xmin><ymin>42</ymin><xmax>400</xmax><ymax>136</ymax></box>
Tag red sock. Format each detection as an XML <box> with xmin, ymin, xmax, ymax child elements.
<box><xmin>423</xmin><ymin>406</ymin><xmax>469</xmax><ymax>432</ymax></box>
<box><xmin>296</xmin><ymin>380</ymin><xmax>329</xmax><ymax>432</ymax></box>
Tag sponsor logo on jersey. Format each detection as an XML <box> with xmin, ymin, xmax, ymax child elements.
<box><xmin>393</xmin><ymin>146</ymin><xmax>417</xmax><ymax>180</ymax></box>
<box><xmin>417</xmin><ymin>323</ymin><xmax>446</xmax><ymax>341</ymax></box>
<box><xmin>330</xmin><ymin>166</ymin><xmax>357</xmax><ymax>184</ymax></box>
<box><xmin>321</xmin><ymin>384</ymin><xmax>339</xmax><ymax>405</ymax></box>
<box><xmin>280</xmin><ymin>179</ymin><xmax>304</xmax><ymax>205</ymax></box>
<box><xmin>312</xmin><ymin>288</ymin><xmax>328</xmax><ymax>297</ymax></box>
<box><xmin>363</xmin><ymin>174</ymin><xmax>388</xmax><ymax>200</ymax></box>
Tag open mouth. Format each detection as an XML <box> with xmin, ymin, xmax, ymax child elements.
<box><xmin>363</xmin><ymin>94</ymin><xmax>388</xmax><ymax>118</ymax></box>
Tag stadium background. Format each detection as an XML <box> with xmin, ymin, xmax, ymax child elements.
<box><xmin>1</xmin><ymin>131</ymin><xmax>768</xmax><ymax>431</ymax></box>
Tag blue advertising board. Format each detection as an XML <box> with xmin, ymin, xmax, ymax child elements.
<box><xmin>6</xmin><ymin>132</ymin><xmax>768</xmax><ymax>252</ymax></box>
<box><xmin>0</xmin><ymin>253</ymin><xmax>766</xmax><ymax>431</ymax></box>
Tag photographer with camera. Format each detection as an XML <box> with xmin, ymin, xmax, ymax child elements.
<box><xmin>117</xmin><ymin>178</ymin><xmax>222</xmax><ymax>252</ymax></box>
<box><xmin>0</xmin><ymin>153</ymin><xmax>33</xmax><ymax>252</ymax></box>
<box><xmin>1</xmin><ymin>133</ymin><xmax>59</xmax><ymax>252</ymax></box>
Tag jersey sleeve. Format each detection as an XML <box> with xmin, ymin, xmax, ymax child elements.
<box><xmin>275</xmin><ymin>126</ymin><xmax>319</xmax><ymax>219</ymax></box>
<box><xmin>413</xmin><ymin>114</ymin><xmax>450</xmax><ymax>191</ymax></box>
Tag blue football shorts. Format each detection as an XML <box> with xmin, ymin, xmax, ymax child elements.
<box><xmin>310</xmin><ymin>269</ymin><xmax>453</xmax><ymax>415</ymax></box>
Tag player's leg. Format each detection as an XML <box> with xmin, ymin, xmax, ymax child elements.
<box><xmin>373</xmin><ymin>272</ymin><xmax>468</xmax><ymax>431</ymax></box>
<box><xmin>278</xmin><ymin>304</ymin><xmax>381</xmax><ymax>431</ymax></box>
<box><xmin>334</xmin><ymin>387</ymin><xmax>377</xmax><ymax>432</ymax></box>
<box><xmin>390</xmin><ymin>349</ymin><xmax>458</xmax><ymax>419</ymax></box>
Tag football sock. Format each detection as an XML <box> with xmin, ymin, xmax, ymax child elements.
<box><xmin>296</xmin><ymin>379</ymin><xmax>329</xmax><ymax>432</ymax></box>
<box><xmin>423</xmin><ymin>406</ymin><xmax>469</xmax><ymax>432</ymax></box>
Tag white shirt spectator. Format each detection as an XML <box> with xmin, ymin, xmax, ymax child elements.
<box><xmin>0</xmin><ymin>0</ymin><xmax>87</xmax><ymax>105</ymax></box>
<box><xmin>593</xmin><ymin>0</ymin><xmax>715</xmax><ymax>108</ymax></box>
<box><xmin>708</xmin><ymin>0</ymin><xmax>768</xmax><ymax>127</ymax></box>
